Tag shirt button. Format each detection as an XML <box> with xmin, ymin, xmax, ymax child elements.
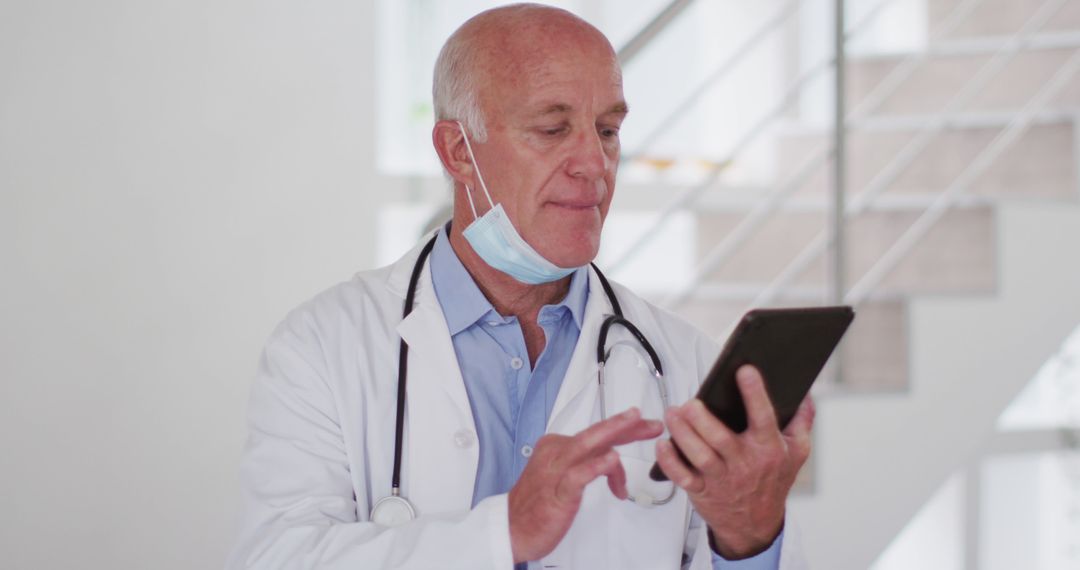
<box><xmin>510</xmin><ymin>357</ymin><xmax>524</xmax><ymax>370</ymax></box>
<box><xmin>521</xmin><ymin>445</ymin><xmax>533</xmax><ymax>458</ymax></box>
<box><xmin>453</xmin><ymin>429</ymin><xmax>475</xmax><ymax>449</ymax></box>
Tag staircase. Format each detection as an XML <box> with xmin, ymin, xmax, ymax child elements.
<box><xmin>601</xmin><ymin>0</ymin><xmax>1080</xmax><ymax>566</ymax></box>
<box><xmin>789</xmin><ymin>202</ymin><xmax>1080</xmax><ymax>568</ymax></box>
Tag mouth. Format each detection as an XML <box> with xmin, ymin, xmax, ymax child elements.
<box><xmin>549</xmin><ymin>200</ymin><xmax>601</xmax><ymax>211</ymax></box>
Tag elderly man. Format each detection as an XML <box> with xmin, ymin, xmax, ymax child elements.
<box><xmin>228</xmin><ymin>4</ymin><xmax>812</xmax><ymax>569</ymax></box>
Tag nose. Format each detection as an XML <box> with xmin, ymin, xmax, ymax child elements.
<box><xmin>566</xmin><ymin>128</ymin><xmax>611</xmax><ymax>181</ymax></box>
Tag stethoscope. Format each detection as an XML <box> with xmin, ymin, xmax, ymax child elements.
<box><xmin>370</xmin><ymin>235</ymin><xmax>675</xmax><ymax>527</ymax></box>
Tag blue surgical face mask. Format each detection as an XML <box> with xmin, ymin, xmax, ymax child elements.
<box><xmin>455</xmin><ymin>121</ymin><xmax>579</xmax><ymax>285</ymax></box>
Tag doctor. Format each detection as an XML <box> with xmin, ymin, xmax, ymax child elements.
<box><xmin>228</xmin><ymin>4</ymin><xmax>813</xmax><ymax>569</ymax></box>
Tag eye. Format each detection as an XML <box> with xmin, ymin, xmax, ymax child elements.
<box><xmin>599</xmin><ymin>125</ymin><xmax>620</xmax><ymax>139</ymax></box>
<box><xmin>543</xmin><ymin>126</ymin><xmax>568</xmax><ymax>137</ymax></box>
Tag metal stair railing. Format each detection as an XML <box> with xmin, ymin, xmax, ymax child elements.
<box><xmin>620</xmin><ymin>0</ymin><xmax>800</xmax><ymax>164</ymax></box>
<box><xmin>616</xmin><ymin>0</ymin><xmax>696</xmax><ymax>65</ymax></box>
<box><xmin>607</xmin><ymin>0</ymin><xmax>902</xmax><ymax>274</ymax></box>
<box><xmin>659</xmin><ymin>0</ymin><xmax>988</xmax><ymax>307</ymax></box>
<box><xmin>844</xmin><ymin>47</ymin><xmax>1080</xmax><ymax>305</ymax></box>
<box><xmin>747</xmin><ymin>0</ymin><xmax>1071</xmax><ymax>311</ymax></box>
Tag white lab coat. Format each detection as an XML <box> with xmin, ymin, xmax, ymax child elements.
<box><xmin>228</xmin><ymin>236</ymin><xmax>805</xmax><ymax>569</ymax></box>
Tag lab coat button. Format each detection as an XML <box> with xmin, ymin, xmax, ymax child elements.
<box><xmin>453</xmin><ymin>429</ymin><xmax>475</xmax><ymax>449</ymax></box>
<box><xmin>510</xmin><ymin>357</ymin><xmax>524</xmax><ymax>370</ymax></box>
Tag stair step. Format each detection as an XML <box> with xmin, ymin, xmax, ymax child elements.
<box><xmin>691</xmin><ymin>207</ymin><xmax>997</xmax><ymax>296</ymax></box>
<box><xmin>778</xmin><ymin>121</ymin><xmax>1077</xmax><ymax>200</ymax></box>
<box><xmin>846</xmin><ymin>48</ymin><xmax>1080</xmax><ymax>116</ymax></box>
<box><xmin>927</xmin><ymin>0</ymin><xmax>1080</xmax><ymax>41</ymax></box>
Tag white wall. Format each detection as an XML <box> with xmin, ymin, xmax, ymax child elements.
<box><xmin>0</xmin><ymin>1</ymin><xmax>391</xmax><ymax>567</ymax></box>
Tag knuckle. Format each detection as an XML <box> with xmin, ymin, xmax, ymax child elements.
<box><xmin>761</xmin><ymin>453</ymin><xmax>784</xmax><ymax>472</ymax></box>
<box><xmin>698</xmin><ymin>453</ymin><xmax>721</xmax><ymax>472</ymax></box>
<box><xmin>794</xmin><ymin>438</ymin><xmax>813</xmax><ymax>462</ymax></box>
<box><xmin>575</xmin><ymin>430</ymin><xmax>601</xmax><ymax>449</ymax></box>
<box><xmin>564</xmin><ymin>466</ymin><xmax>589</xmax><ymax>487</ymax></box>
<box><xmin>757</xmin><ymin>444</ymin><xmax>784</xmax><ymax>466</ymax></box>
<box><xmin>708</xmin><ymin>430</ymin><xmax>733</xmax><ymax>450</ymax></box>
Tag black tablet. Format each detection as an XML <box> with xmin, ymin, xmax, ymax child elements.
<box><xmin>649</xmin><ymin>306</ymin><xmax>855</xmax><ymax>482</ymax></box>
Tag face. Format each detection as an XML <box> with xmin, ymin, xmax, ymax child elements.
<box><xmin>463</xmin><ymin>27</ymin><xmax>626</xmax><ymax>268</ymax></box>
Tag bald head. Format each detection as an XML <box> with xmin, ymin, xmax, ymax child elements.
<box><xmin>432</xmin><ymin>3</ymin><xmax>619</xmax><ymax>143</ymax></box>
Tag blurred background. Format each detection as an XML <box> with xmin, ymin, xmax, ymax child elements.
<box><xmin>3</xmin><ymin>0</ymin><xmax>1080</xmax><ymax>568</ymax></box>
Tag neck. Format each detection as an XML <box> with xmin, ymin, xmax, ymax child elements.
<box><xmin>447</xmin><ymin>215</ymin><xmax>572</xmax><ymax>321</ymax></box>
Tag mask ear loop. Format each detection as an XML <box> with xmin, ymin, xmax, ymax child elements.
<box><xmin>463</xmin><ymin>184</ymin><xmax>480</xmax><ymax>220</ymax></box>
<box><xmin>456</xmin><ymin>121</ymin><xmax>495</xmax><ymax>213</ymax></box>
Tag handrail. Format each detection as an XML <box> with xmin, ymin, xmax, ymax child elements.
<box><xmin>659</xmin><ymin>0</ymin><xmax>988</xmax><ymax>306</ymax></box>
<box><xmin>844</xmin><ymin>47</ymin><xmax>1080</xmax><ymax>305</ymax></box>
<box><xmin>622</xmin><ymin>0</ymin><xmax>799</xmax><ymax>163</ymax></box>
<box><xmin>607</xmin><ymin>58</ymin><xmax>829</xmax><ymax>274</ymax></box>
<box><xmin>616</xmin><ymin>0</ymin><xmax>695</xmax><ymax>65</ymax></box>
<box><xmin>660</xmin><ymin>145</ymin><xmax>831</xmax><ymax>306</ymax></box>
<box><xmin>845</xmin><ymin>0</ymin><xmax>986</xmax><ymax>124</ymax></box>
<box><xmin>623</xmin><ymin>0</ymin><xmax>901</xmax><ymax>164</ymax></box>
<box><xmin>748</xmin><ymin>0</ymin><xmax>1070</xmax><ymax>311</ymax></box>
<box><xmin>607</xmin><ymin>0</ymin><xmax>901</xmax><ymax>274</ymax></box>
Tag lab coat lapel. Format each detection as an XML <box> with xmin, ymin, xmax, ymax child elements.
<box><xmin>394</xmin><ymin>249</ymin><xmax>479</xmax><ymax>515</ymax></box>
<box><xmin>547</xmin><ymin>268</ymin><xmax>611</xmax><ymax>434</ymax></box>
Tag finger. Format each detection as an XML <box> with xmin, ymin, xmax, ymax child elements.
<box><xmin>665</xmin><ymin>406</ymin><xmax>727</xmax><ymax>476</ymax></box>
<box><xmin>783</xmin><ymin>396</ymin><xmax>815</xmax><ymax>462</ymax></box>
<box><xmin>682</xmin><ymin>399</ymin><xmax>740</xmax><ymax>457</ymax></box>
<box><xmin>556</xmin><ymin>449</ymin><xmax>620</xmax><ymax>505</ymax></box>
<box><xmin>571</xmin><ymin>408</ymin><xmax>663</xmax><ymax>461</ymax></box>
<box><xmin>655</xmin><ymin>439</ymin><xmax>705</xmax><ymax>494</ymax></box>
<box><xmin>783</xmin><ymin>395</ymin><xmax>815</xmax><ymax>438</ymax></box>
<box><xmin>604</xmin><ymin>455</ymin><xmax>629</xmax><ymax>501</ymax></box>
<box><xmin>737</xmin><ymin>365</ymin><xmax>780</xmax><ymax>437</ymax></box>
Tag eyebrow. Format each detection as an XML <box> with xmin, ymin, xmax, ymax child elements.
<box><xmin>531</xmin><ymin>103</ymin><xmax>573</xmax><ymax>117</ymax></box>
<box><xmin>528</xmin><ymin>101</ymin><xmax>630</xmax><ymax>118</ymax></box>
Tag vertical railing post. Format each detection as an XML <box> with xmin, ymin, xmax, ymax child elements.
<box><xmin>830</xmin><ymin>0</ymin><xmax>848</xmax><ymax>384</ymax></box>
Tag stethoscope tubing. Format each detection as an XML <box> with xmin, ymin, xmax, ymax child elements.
<box><xmin>385</xmin><ymin>234</ymin><xmax>674</xmax><ymax>519</ymax></box>
<box><xmin>392</xmin><ymin>236</ymin><xmax>437</xmax><ymax>494</ymax></box>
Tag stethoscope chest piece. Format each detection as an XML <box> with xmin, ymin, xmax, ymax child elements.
<box><xmin>371</xmin><ymin>494</ymin><xmax>416</xmax><ymax>527</ymax></box>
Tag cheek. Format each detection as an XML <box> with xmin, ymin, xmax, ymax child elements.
<box><xmin>601</xmin><ymin>177</ymin><xmax>616</xmax><ymax>219</ymax></box>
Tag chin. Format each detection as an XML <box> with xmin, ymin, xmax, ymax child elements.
<box><xmin>545</xmin><ymin>234</ymin><xmax>601</xmax><ymax>268</ymax></box>
<box><xmin>529</xmin><ymin>213</ymin><xmax>605</xmax><ymax>267</ymax></box>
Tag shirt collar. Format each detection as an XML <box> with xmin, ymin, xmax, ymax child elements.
<box><xmin>429</xmin><ymin>225</ymin><xmax>590</xmax><ymax>335</ymax></box>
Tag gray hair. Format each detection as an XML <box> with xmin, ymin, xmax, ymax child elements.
<box><xmin>432</xmin><ymin>13</ymin><xmax>489</xmax><ymax>142</ymax></box>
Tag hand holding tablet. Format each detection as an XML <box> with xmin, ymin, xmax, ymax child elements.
<box><xmin>650</xmin><ymin>306</ymin><xmax>855</xmax><ymax>482</ymax></box>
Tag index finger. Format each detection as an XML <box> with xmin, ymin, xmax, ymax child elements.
<box><xmin>736</xmin><ymin>365</ymin><xmax>780</xmax><ymax>436</ymax></box>
<box><xmin>571</xmin><ymin>408</ymin><xmax>664</xmax><ymax>462</ymax></box>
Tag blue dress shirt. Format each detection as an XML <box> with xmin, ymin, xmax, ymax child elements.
<box><xmin>428</xmin><ymin>228</ymin><xmax>781</xmax><ymax>569</ymax></box>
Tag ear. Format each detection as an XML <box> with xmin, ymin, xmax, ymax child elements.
<box><xmin>432</xmin><ymin>120</ymin><xmax>475</xmax><ymax>186</ymax></box>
